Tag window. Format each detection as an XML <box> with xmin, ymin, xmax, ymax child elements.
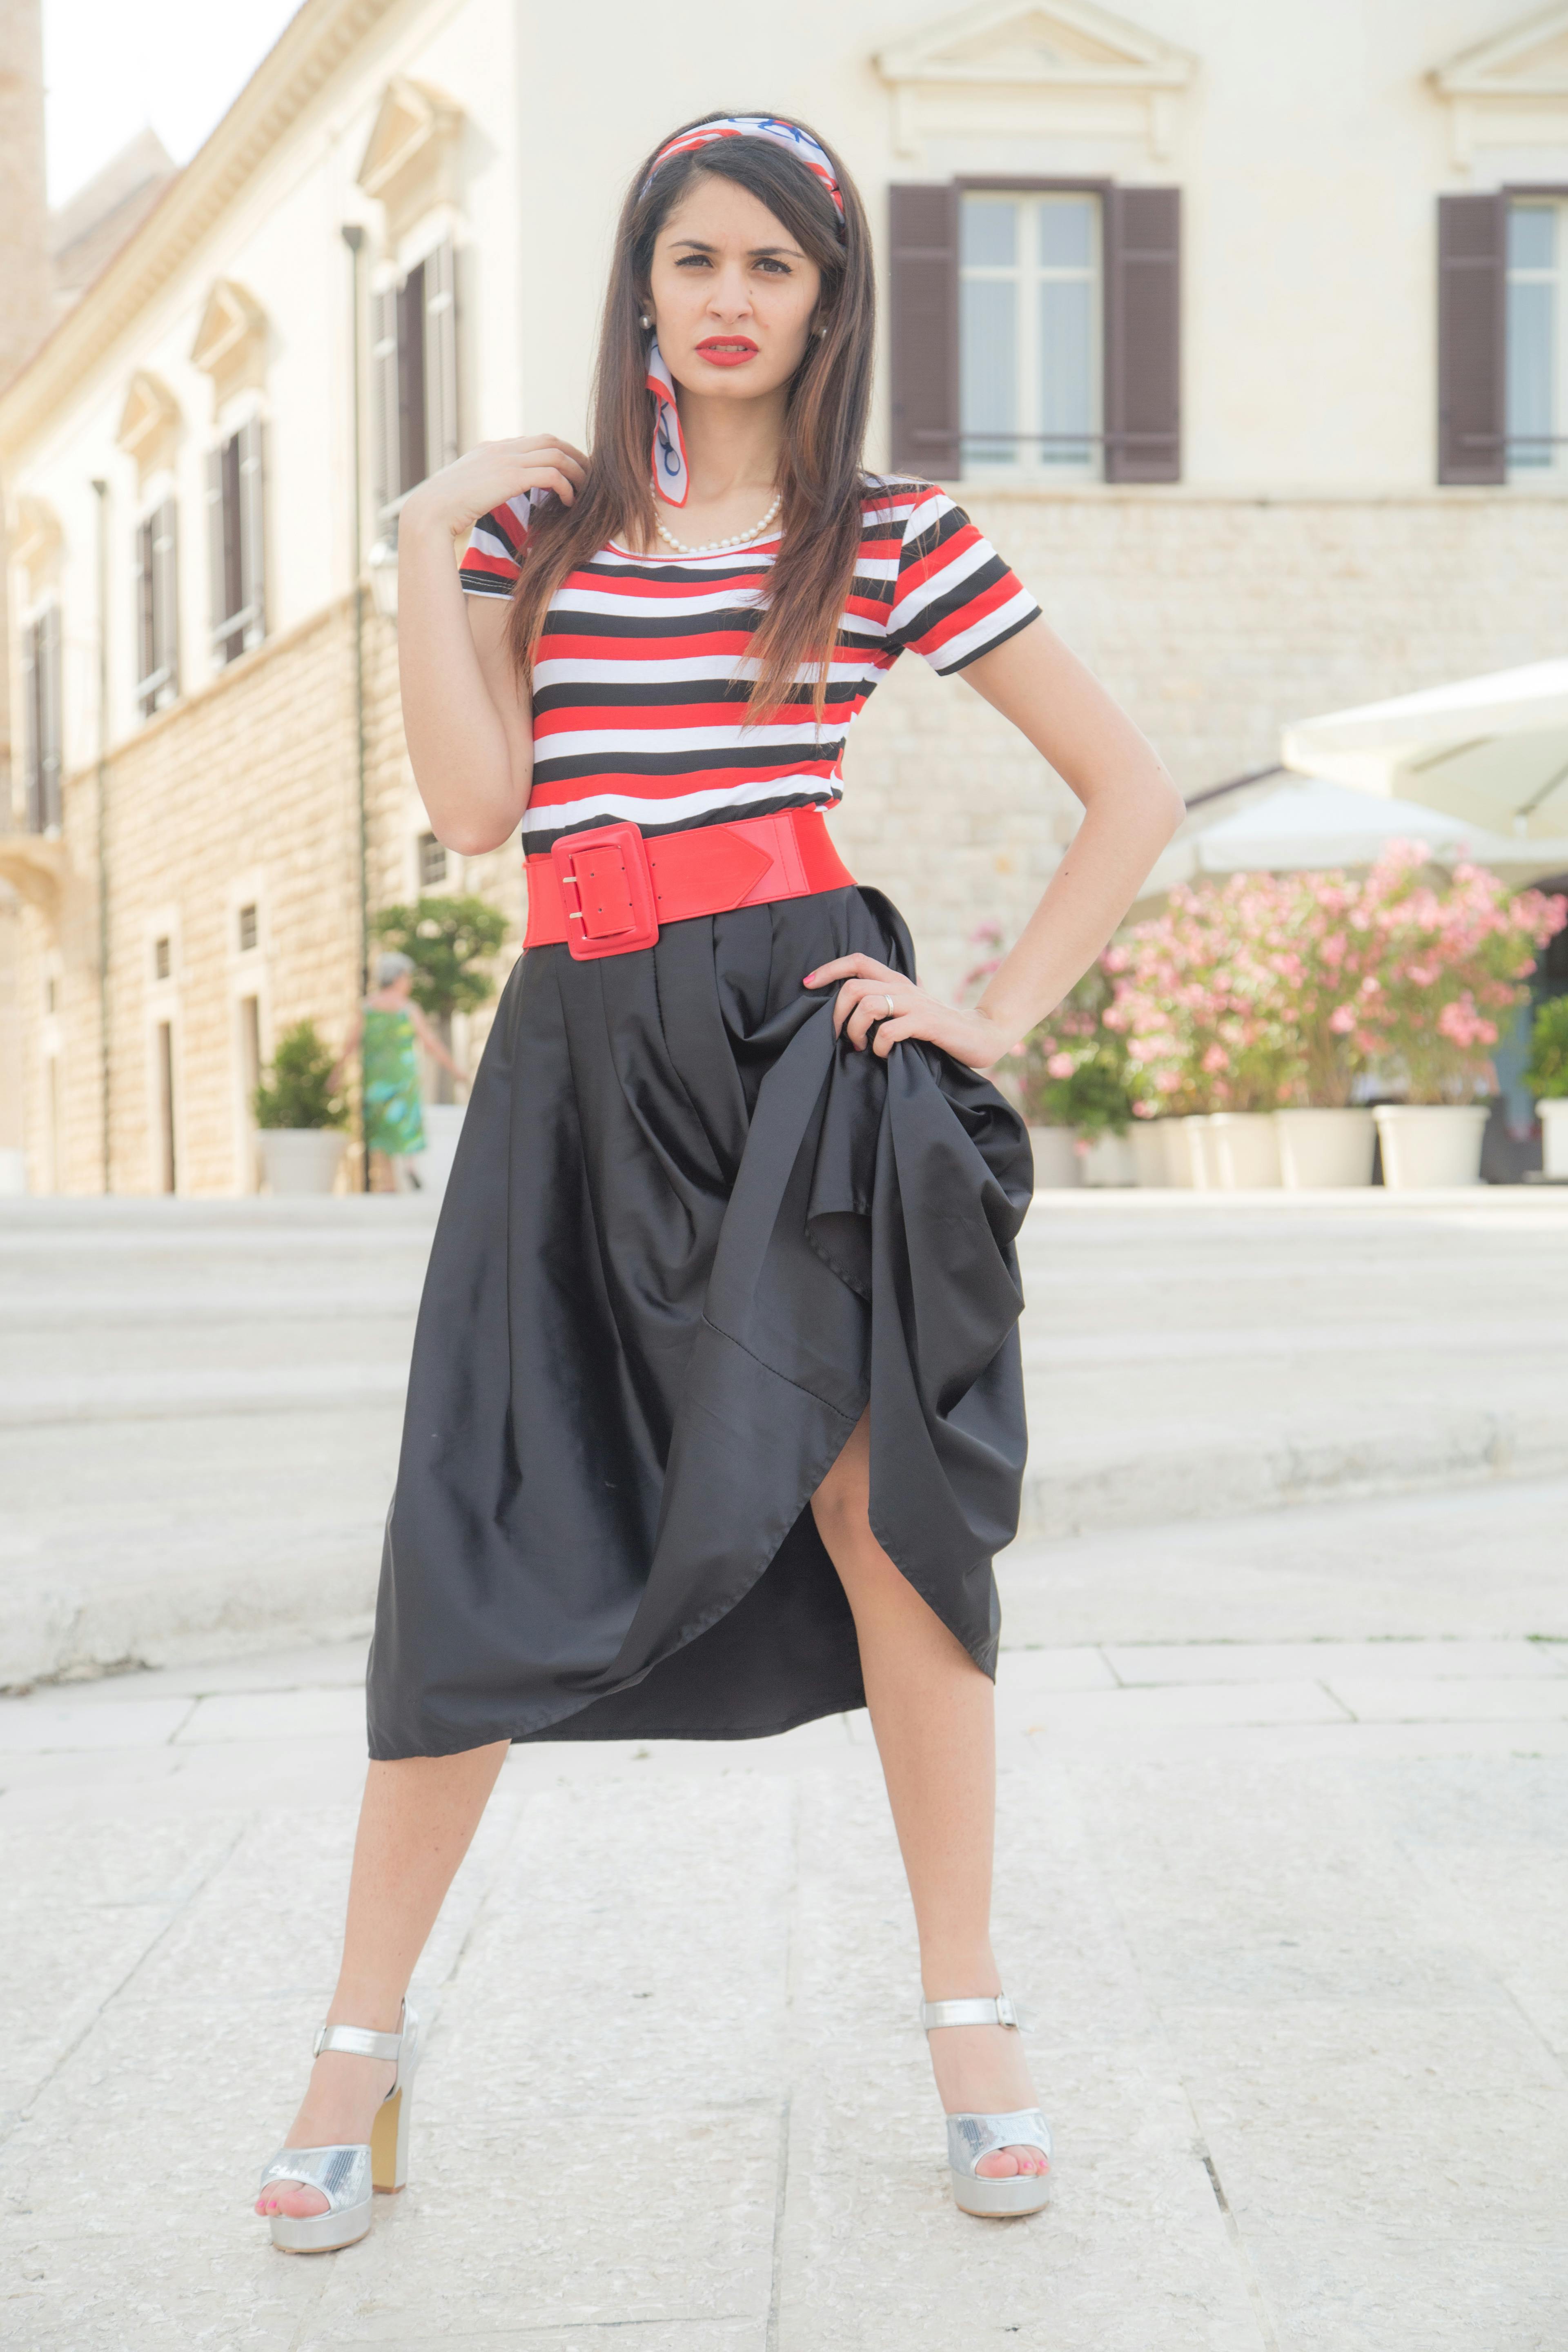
<box><xmin>418</xmin><ymin>831</ymin><xmax>448</xmax><ymax>889</ymax></box>
<box><xmin>21</xmin><ymin>603</ymin><xmax>62</xmax><ymax>834</ymax></box>
<box><xmin>238</xmin><ymin>902</ymin><xmax>258</xmax><ymax>953</ymax></box>
<box><xmin>372</xmin><ymin>239</ymin><xmax>459</xmax><ymax>521</ymax></box>
<box><xmin>154</xmin><ymin>935</ymin><xmax>172</xmax><ymax>982</ymax></box>
<box><xmin>960</xmin><ymin>193</ymin><xmax>1101</xmax><ymax>478</ymax></box>
<box><xmin>888</xmin><ymin>183</ymin><xmax>1179</xmax><ymax>483</ymax></box>
<box><xmin>134</xmin><ymin>498</ymin><xmax>179</xmax><ymax>718</ymax></box>
<box><xmin>207</xmin><ymin>417</ymin><xmax>265</xmax><ymax>662</ymax></box>
<box><xmin>1506</xmin><ymin>200</ymin><xmax>1567</xmax><ymax>477</ymax></box>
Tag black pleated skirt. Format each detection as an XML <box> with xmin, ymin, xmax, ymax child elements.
<box><xmin>365</xmin><ymin>884</ymin><xmax>1033</xmax><ymax>1759</ymax></box>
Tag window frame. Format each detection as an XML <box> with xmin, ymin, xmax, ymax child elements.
<box><xmin>956</xmin><ymin>177</ymin><xmax>1109</xmax><ymax>483</ymax></box>
<box><xmin>134</xmin><ymin>494</ymin><xmax>180</xmax><ymax>720</ymax></box>
<box><xmin>371</xmin><ymin>233</ymin><xmax>461</xmax><ymax>528</ymax></box>
<box><xmin>206</xmin><ymin>412</ymin><xmax>267</xmax><ymax>665</ymax></box>
<box><xmin>1504</xmin><ymin>187</ymin><xmax>1568</xmax><ymax>481</ymax></box>
<box><xmin>21</xmin><ymin>599</ymin><xmax>63</xmax><ymax>835</ymax></box>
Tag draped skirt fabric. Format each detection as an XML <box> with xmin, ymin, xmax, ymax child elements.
<box><xmin>365</xmin><ymin>885</ymin><xmax>1033</xmax><ymax>1760</ymax></box>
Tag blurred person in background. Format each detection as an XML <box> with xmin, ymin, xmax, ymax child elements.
<box><xmin>329</xmin><ymin>950</ymin><xmax>463</xmax><ymax>1192</ymax></box>
<box><xmin>255</xmin><ymin>110</ymin><xmax>1181</xmax><ymax>2255</ymax></box>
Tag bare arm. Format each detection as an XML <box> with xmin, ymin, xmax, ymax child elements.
<box><xmin>807</xmin><ymin>617</ymin><xmax>1184</xmax><ymax>1067</ymax></box>
<box><xmin>395</xmin><ymin>436</ymin><xmax>588</xmax><ymax>856</ymax></box>
<box><xmin>327</xmin><ymin>1009</ymin><xmax>364</xmax><ymax>1094</ymax></box>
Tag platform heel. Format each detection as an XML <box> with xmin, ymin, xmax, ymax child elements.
<box><xmin>921</xmin><ymin>1994</ymin><xmax>1052</xmax><ymax>2218</ymax></box>
<box><xmin>257</xmin><ymin>2000</ymin><xmax>420</xmax><ymax>2254</ymax></box>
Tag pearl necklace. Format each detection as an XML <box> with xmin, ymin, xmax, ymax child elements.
<box><xmin>652</xmin><ymin>483</ymin><xmax>782</xmax><ymax>556</ymax></box>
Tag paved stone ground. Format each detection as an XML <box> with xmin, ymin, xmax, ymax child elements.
<box><xmin>3</xmin><ymin>1476</ymin><xmax>1567</xmax><ymax>2352</ymax></box>
<box><xmin>3</xmin><ymin>1193</ymin><xmax>1567</xmax><ymax>2348</ymax></box>
<box><xmin>6</xmin><ymin>1189</ymin><xmax>1568</xmax><ymax>1683</ymax></box>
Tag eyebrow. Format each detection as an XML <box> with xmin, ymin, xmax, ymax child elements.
<box><xmin>669</xmin><ymin>236</ymin><xmax>804</xmax><ymax>259</ymax></box>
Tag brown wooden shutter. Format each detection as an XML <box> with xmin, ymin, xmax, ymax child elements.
<box><xmin>371</xmin><ymin>284</ymin><xmax>399</xmax><ymax>520</ymax></box>
<box><xmin>134</xmin><ymin>513</ymin><xmax>158</xmax><ymax>714</ymax></box>
<box><xmin>205</xmin><ymin>444</ymin><xmax>227</xmax><ymax>658</ymax></box>
<box><xmin>238</xmin><ymin>414</ymin><xmax>265</xmax><ymax>649</ymax></box>
<box><xmin>1438</xmin><ymin>193</ymin><xmax>1507</xmax><ymax>485</ymax></box>
<box><xmin>889</xmin><ymin>184</ymin><xmax>959</xmax><ymax>477</ymax></box>
<box><xmin>20</xmin><ymin>615</ymin><xmax>39</xmax><ymax>830</ymax></box>
<box><xmin>425</xmin><ymin>239</ymin><xmax>459</xmax><ymax>473</ymax></box>
<box><xmin>152</xmin><ymin>497</ymin><xmax>179</xmax><ymax>705</ymax></box>
<box><xmin>397</xmin><ymin>260</ymin><xmax>428</xmax><ymax>497</ymax></box>
<box><xmin>1104</xmin><ymin>186</ymin><xmax>1180</xmax><ymax>482</ymax></box>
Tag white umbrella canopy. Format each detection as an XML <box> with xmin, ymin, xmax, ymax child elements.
<box><xmin>1279</xmin><ymin>659</ymin><xmax>1568</xmax><ymax>873</ymax></box>
<box><xmin>1135</xmin><ymin>773</ymin><xmax>1543</xmax><ymax>906</ymax></box>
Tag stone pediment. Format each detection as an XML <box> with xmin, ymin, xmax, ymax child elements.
<box><xmin>1432</xmin><ymin>4</ymin><xmax>1568</xmax><ymax>167</ymax></box>
<box><xmin>190</xmin><ymin>278</ymin><xmax>268</xmax><ymax>402</ymax></box>
<box><xmin>116</xmin><ymin>369</ymin><xmax>180</xmax><ymax>488</ymax></box>
<box><xmin>876</xmin><ymin>0</ymin><xmax>1196</xmax><ymax>158</ymax></box>
<box><xmin>9</xmin><ymin>492</ymin><xmax>62</xmax><ymax>595</ymax></box>
<box><xmin>356</xmin><ymin>77</ymin><xmax>464</xmax><ymax>243</ymax></box>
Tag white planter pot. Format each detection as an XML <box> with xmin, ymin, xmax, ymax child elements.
<box><xmin>1184</xmin><ymin>1114</ymin><xmax>1218</xmax><ymax>1189</ymax></box>
<box><xmin>1078</xmin><ymin>1131</ymin><xmax>1136</xmax><ymax>1187</ymax></box>
<box><xmin>258</xmin><ymin>1128</ymin><xmax>348</xmax><ymax>1196</ymax></box>
<box><xmin>1207</xmin><ymin>1111</ymin><xmax>1282</xmax><ymax>1189</ymax></box>
<box><xmin>1129</xmin><ymin>1120</ymin><xmax>1167</xmax><ymax>1188</ymax></box>
<box><xmin>1539</xmin><ymin>1098</ymin><xmax>1568</xmax><ymax>1179</ymax></box>
<box><xmin>1159</xmin><ymin>1119</ymin><xmax>1196</xmax><ymax>1187</ymax></box>
<box><xmin>1026</xmin><ymin>1126</ymin><xmax>1079</xmax><ymax>1189</ymax></box>
<box><xmin>0</xmin><ymin>1147</ymin><xmax>27</xmax><ymax>1196</ymax></box>
<box><xmin>1273</xmin><ymin>1107</ymin><xmax>1376</xmax><ymax>1189</ymax></box>
<box><xmin>420</xmin><ymin>1101</ymin><xmax>466</xmax><ymax>1200</ymax></box>
<box><xmin>1373</xmin><ymin>1103</ymin><xmax>1489</xmax><ymax>1190</ymax></box>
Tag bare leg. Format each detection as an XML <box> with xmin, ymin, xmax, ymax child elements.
<box><xmin>256</xmin><ymin>1742</ymin><xmax>509</xmax><ymax>2218</ymax></box>
<box><xmin>811</xmin><ymin>1413</ymin><xmax>1047</xmax><ymax>2180</ymax></box>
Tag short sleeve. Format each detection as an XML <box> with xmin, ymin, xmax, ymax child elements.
<box><xmin>458</xmin><ymin>494</ymin><xmax>532</xmax><ymax>597</ymax></box>
<box><xmin>885</xmin><ymin>486</ymin><xmax>1041</xmax><ymax>673</ymax></box>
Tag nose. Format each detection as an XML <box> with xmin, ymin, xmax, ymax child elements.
<box><xmin>706</xmin><ymin>262</ymin><xmax>754</xmax><ymax>323</ymax></box>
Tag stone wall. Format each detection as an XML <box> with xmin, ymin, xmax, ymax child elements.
<box><xmin>13</xmin><ymin>594</ymin><xmax>526</xmax><ymax>1196</ymax></box>
<box><xmin>842</xmin><ymin>487</ymin><xmax>1568</xmax><ymax>997</ymax></box>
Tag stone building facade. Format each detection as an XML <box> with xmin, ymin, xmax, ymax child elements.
<box><xmin>6</xmin><ymin>0</ymin><xmax>1568</xmax><ymax>1194</ymax></box>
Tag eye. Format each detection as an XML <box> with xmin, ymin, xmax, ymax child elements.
<box><xmin>675</xmin><ymin>253</ymin><xmax>712</xmax><ymax>270</ymax></box>
<box><xmin>755</xmin><ymin>258</ymin><xmax>792</xmax><ymax>276</ymax></box>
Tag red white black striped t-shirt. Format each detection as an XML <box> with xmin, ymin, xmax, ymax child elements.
<box><xmin>459</xmin><ymin>479</ymin><xmax>1040</xmax><ymax>858</ymax></box>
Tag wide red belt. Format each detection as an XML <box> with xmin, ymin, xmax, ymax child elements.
<box><xmin>524</xmin><ymin>807</ymin><xmax>855</xmax><ymax>959</ymax></box>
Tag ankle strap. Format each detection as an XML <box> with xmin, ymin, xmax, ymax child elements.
<box><xmin>314</xmin><ymin>2022</ymin><xmax>402</xmax><ymax>2061</ymax></box>
<box><xmin>920</xmin><ymin>1995</ymin><xmax>1021</xmax><ymax>2032</ymax></box>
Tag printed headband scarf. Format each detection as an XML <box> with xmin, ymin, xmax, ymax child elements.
<box><xmin>642</xmin><ymin>116</ymin><xmax>844</xmax><ymax>508</ymax></box>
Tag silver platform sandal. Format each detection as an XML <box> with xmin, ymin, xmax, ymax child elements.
<box><xmin>257</xmin><ymin>2001</ymin><xmax>420</xmax><ymax>2254</ymax></box>
<box><xmin>921</xmin><ymin>1994</ymin><xmax>1052</xmax><ymax>2218</ymax></box>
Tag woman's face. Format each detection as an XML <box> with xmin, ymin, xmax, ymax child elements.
<box><xmin>644</xmin><ymin>174</ymin><xmax>823</xmax><ymax>404</ymax></box>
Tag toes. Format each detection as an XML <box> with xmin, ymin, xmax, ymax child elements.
<box><xmin>975</xmin><ymin>2150</ymin><xmax>1022</xmax><ymax>2178</ymax></box>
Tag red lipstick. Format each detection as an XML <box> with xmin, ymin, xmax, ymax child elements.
<box><xmin>696</xmin><ymin>336</ymin><xmax>759</xmax><ymax>367</ymax></box>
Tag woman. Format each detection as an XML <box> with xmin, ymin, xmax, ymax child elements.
<box><xmin>256</xmin><ymin>113</ymin><xmax>1181</xmax><ymax>2251</ymax></box>
<box><xmin>330</xmin><ymin>951</ymin><xmax>464</xmax><ymax>1192</ymax></box>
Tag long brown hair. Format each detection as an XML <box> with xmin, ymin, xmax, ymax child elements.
<box><xmin>506</xmin><ymin>113</ymin><xmax>875</xmax><ymax>726</ymax></box>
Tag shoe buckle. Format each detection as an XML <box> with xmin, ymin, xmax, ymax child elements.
<box><xmin>552</xmin><ymin>821</ymin><xmax>659</xmax><ymax>960</ymax></box>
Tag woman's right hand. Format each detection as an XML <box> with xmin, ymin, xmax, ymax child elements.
<box><xmin>400</xmin><ymin>435</ymin><xmax>590</xmax><ymax>543</ymax></box>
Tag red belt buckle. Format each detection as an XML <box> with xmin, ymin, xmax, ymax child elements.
<box><xmin>552</xmin><ymin>822</ymin><xmax>659</xmax><ymax>960</ymax></box>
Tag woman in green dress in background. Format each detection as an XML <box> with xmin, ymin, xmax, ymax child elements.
<box><xmin>332</xmin><ymin>951</ymin><xmax>464</xmax><ymax>1191</ymax></box>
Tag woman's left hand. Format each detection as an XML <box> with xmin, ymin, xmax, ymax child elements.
<box><xmin>803</xmin><ymin>954</ymin><xmax>1018</xmax><ymax>1071</ymax></box>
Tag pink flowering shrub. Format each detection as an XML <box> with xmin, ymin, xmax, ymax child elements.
<box><xmin>962</xmin><ymin>924</ymin><xmax>1139</xmax><ymax>1136</ymax></box>
<box><xmin>1109</xmin><ymin>846</ymin><xmax>1566</xmax><ymax>1110</ymax></box>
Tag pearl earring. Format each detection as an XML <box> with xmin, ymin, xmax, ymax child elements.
<box><xmin>640</xmin><ymin>312</ymin><xmax>652</xmax><ymax>328</ymax></box>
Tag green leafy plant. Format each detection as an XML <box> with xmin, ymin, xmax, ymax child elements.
<box><xmin>372</xmin><ymin>895</ymin><xmax>508</xmax><ymax>1027</ymax></box>
<box><xmin>253</xmin><ymin>1020</ymin><xmax>348</xmax><ymax>1131</ymax></box>
<box><xmin>372</xmin><ymin>895</ymin><xmax>508</xmax><ymax>1103</ymax></box>
<box><xmin>962</xmin><ymin>930</ymin><xmax>1139</xmax><ymax>1138</ymax></box>
<box><xmin>1524</xmin><ymin>994</ymin><xmax>1568</xmax><ymax>1100</ymax></box>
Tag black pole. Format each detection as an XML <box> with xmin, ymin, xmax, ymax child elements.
<box><xmin>91</xmin><ymin>476</ymin><xmax>110</xmax><ymax>1193</ymax></box>
<box><xmin>341</xmin><ymin>223</ymin><xmax>372</xmax><ymax>1192</ymax></box>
